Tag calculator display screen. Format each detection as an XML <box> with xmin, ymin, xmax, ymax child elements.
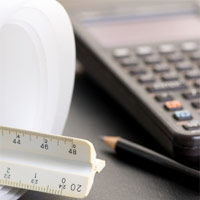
<box><xmin>84</xmin><ymin>12</ymin><xmax>200</xmax><ymax>47</ymax></box>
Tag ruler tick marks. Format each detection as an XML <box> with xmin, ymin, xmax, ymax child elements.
<box><xmin>0</xmin><ymin>126</ymin><xmax>105</xmax><ymax>198</ymax></box>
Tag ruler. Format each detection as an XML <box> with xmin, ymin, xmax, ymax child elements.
<box><xmin>0</xmin><ymin>126</ymin><xmax>105</xmax><ymax>199</ymax></box>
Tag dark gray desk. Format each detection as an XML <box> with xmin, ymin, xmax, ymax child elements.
<box><xmin>20</xmin><ymin>75</ymin><xmax>199</xmax><ymax>200</ymax></box>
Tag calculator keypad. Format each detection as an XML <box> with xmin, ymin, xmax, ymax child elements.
<box><xmin>136</xmin><ymin>46</ymin><xmax>153</xmax><ymax>56</ymax></box>
<box><xmin>174</xmin><ymin>110</ymin><xmax>193</xmax><ymax>121</ymax></box>
<box><xmin>155</xmin><ymin>93</ymin><xmax>174</xmax><ymax>102</ymax></box>
<box><xmin>153</xmin><ymin>63</ymin><xmax>170</xmax><ymax>73</ymax></box>
<box><xmin>185</xmin><ymin>70</ymin><xmax>200</xmax><ymax>80</ymax></box>
<box><xmin>182</xmin><ymin>89</ymin><xmax>200</xmax><ymax>100</ymax></box>
<box><xmin>194</xmin><ymin>80</ymin><xmax>200</xmax><ymax>88</ymax></box>
<box><xmin>144</xmin><ymin>54</ymin><xmax>161</xmax><ymax>64</ymax></box>
<box><xmin>176</xmin><ymin>61</ymin><xmax>194</xmax><ymax>71</ymax></box>
<box><xmin>190</xmin><ymin>51</ymin><xmax>200</xmax><ymax>61</ymax></box>
<box><xmin>112</xmin><ymin>40</ymin><xmax>200</xmax><ymax>133</ymax></box>
<box><xmin>159</xmin><ymin>44</ymin><xmax>176</xmax><ymax>54</ymax></box>
<box><xmin>120</xmin><ymin>57</ymin><xmax>138</xmax><ymax>67</ymax></box>
<box><xmin>147</xmin><ymin>81</ymin><xmax>187</xmax><ymax>93</ymax></box>
<box><xmin>192</xmin><ymin>102</ymin><xmax>200</xmax><ymax>109</ymax></box>
<box><xmin>181</xmin><ymin>42</ymin><xmax>198</xmax><ymax>52</ymax></box>
<box><xmin>183</xmin><ymin>120</ymin><xmax>200</xmax><ymax>131</ymax></box>
<box><xmin>138</xmin><ymin>74</ymin><xmax>155</xmax><ymax>84</ymax></box>
<box><xmin>113</xmin><ymin>48</ymin><xmax>130</xmax><ymax>58</ymax></box>
<box><xmin>161</xmin><ymin>72</ymin><xmax>179</xmax><ymax>81</ymax></box>
<box><xmin>129</xmin><ymin>67</ymin><xmax>146</xmax><ymax>75</ymax></box>
<box><xmin>164</xmin><ymin>100</ymin><xmax>183</xmax><ymax>111</ymax></box>
<box><xmin>167</xmin><ymin>52</ymin><xmax>184</xmax><ymax>63</ymax></box>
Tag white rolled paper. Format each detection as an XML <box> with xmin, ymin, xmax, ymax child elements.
<box><xmin>0</xmin><ymin>0</ymin><xmax>75</xmax><ymax>199</ymax></box>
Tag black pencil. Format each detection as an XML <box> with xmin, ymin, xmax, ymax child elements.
<box><xmin>102</xmin><ymin>136</ymin><xmax>200</xmax><ymax>179</ymax></box>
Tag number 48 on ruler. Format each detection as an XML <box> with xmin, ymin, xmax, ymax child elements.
<box><xmin>0</xmin><ymin>126</ymin><xmax>105</xmax><ymax>198</ymax></box>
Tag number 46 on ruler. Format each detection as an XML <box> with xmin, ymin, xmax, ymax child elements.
<box><xmin>0</xmin><ymin>126</ymin><xmax>105</xmax><ymax>198</ymax></box>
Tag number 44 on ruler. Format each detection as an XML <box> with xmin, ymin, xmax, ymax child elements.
<box><xmin>0</xmin><ymin>126</ymin><xmax>105</xmax><ymax>198</ymax></box>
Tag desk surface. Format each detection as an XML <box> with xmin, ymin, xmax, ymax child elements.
<box><xmin>20</xmin><ymin>75</ymin><xmax>199</xmax><ymax>200</ymax></box>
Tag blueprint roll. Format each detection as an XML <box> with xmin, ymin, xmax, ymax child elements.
<box><xmin>0</xmin><ymin>0</ymin><xmax>75</xmax><ymax>199</ymax></box>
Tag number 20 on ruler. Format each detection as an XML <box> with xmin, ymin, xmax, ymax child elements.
<box><xmin>0</xmin><ymin>126</ymin><xmax>105</xmax><ymax>198</ymax></box>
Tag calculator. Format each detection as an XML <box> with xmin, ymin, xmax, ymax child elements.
<box><xmin>63</xmin><ymin>0</ymin><xmax>200</xmax><ymax>168</ymax></box>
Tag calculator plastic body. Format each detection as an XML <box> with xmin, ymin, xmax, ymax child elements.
<box><xmin>63</xmin><ymin>0</ymin><xmax>200</xmax><ymax>168</ymax></box>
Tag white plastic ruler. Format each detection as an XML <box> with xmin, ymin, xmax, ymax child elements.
<box><xmin>0</xmin><ymin>126</ymin><xmax>105</xmax><ymax>199</ymax></box>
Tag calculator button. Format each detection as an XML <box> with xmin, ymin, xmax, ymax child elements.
<box><xmin>176</xmin><ymin>61</ymin><xmax>193</xmax><ymax>71</ymax></box>
<box><xmin>159</xmin><ymin>44</ymin><xmax>176</xmax><ymax>54</ymax></box>
<box><xmin>185</xmin><ymin>70</ymin><xmax>200</xmax><ymax>79</ymax></box>
<box><xmin>182</xmin><ymin>89</ymin><xmax>200</xmax><ymax>100</ymax></box>
<box><xmin>190</xmin><ymin>51</ymin><xmax>200</xmax><ymax>61</ymax></box>
<box><xmin>113</xmin><ymin>48</ymin><xmax>130</xmax><ymax>58</ymax></box>
<box><xmin>194</xmin><ymin>80</ymin><xmax>200</xmax><ymax>88</ymax></box>
<box><xmin>144</xmin><ymin>54</ymin><xmax>161</xmax><ymax>64</ymax></box>
<box><xmin>153</xmin><ymin>63</ymin><xmax>170</xmax><ymax>73</ymax></box>
<box><xmin>129</xmin><ymin>68</ymin><xmax>146</xmax><ymax>75</ymax></box>
<box><xmin>183</xmin><ymin>120</ymin><xmax>200</xmax><ymax>131</ymax></box>
<box><xmin>136</xmin><ymin>46</ymin><xmax>153</xmax><ymax>56</ymax></box>
<box><xmin>155</xmin><ymin>93</ymin><xmax>173</xmax><ymax>102</ymax></box>
<box><xmin>147</xmin><ymin>81</ymin><xmax>187</xmax><ymax>93</ymax></box>
<box><xmin>181</xmin><ymin>42</ymin><xmax>198</xmax><ymax>52</ymax></box>
<box><xmin>167</xmin><ymin>53</ymin><xmax>184</xmax><ymax>62</ymax></box>
<box><xmin>138</xmin><ymin>74</ymin><xmax>155</xmax><ymax>84</ymax></box>
<box><xmin>164</xmin><ymin>100</ymin><xmax>182</xmax><ymax>111</ymax></box>
<box><xmin>174</xmin><ymin>110</ymin><xmax>192</xmax><ymax>121</ymax></box>
<box><xmin>192</xmin><ymin>102</ymin><xmax>200</xmax><ymax>109</ymax></box>
<box><xmin>161</xmin><ymin>72</ymin><xmax>179</xmax><ymax>81</ymax></box>
<box><xmin>120</xmin><ymin>57</ymin><xmax>138</xmax><ymax>67</ymax></box>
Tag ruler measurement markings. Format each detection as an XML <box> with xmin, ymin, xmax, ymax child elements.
<box><xmin>0</xmin><ymin>176</ymin><xmax>80</xmax><ymax>194</ymax></box>
<box><xmin>0</xmin><ymin>174</ymin><xmax>87</xmax><ymax>197</ymax></box>
<box><xmin>1</xmin><ymin>127</ymin><xmax>74</xmax><ymax>144</ymax></box>
<box><xmin>0</xmin><ymin>126</ymin><xmax>105</xmax><ymax>198</ymax></box>
<box><xmin>0</xmin><ymin>157</ymin><xmax>89</xmax><ymax>187</ymax></box>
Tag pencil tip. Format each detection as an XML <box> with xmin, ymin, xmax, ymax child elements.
<box><xmin>102</xmin><ymin>136</ymin><xmax>120</xmax><ymax>150</ymax></box>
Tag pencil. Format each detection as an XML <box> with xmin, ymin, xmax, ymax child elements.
<box><xmin>102</xmin><ymin>136</ymin><xmax>200</xmax><ymax>179</ymax></box>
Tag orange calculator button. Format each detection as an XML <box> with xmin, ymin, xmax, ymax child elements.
<box><xmin>164</xmin><ymin>100</ymin><xmax>183</xmax><ymax>111</ymax></box>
